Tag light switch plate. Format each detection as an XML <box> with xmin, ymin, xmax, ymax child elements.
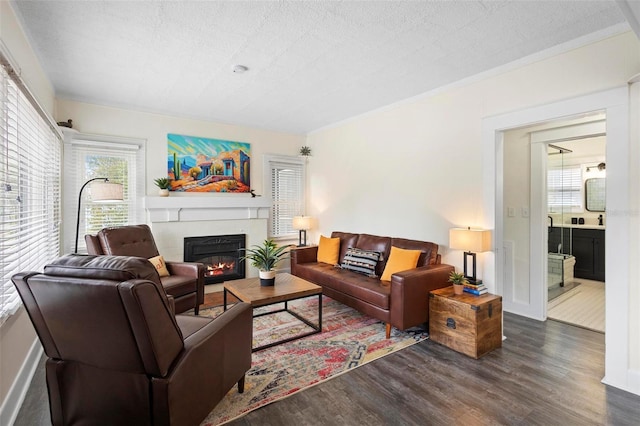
<box><xmin>508</xmin><ymin>207</ymin><xmax>515</xmax><ymax>217</ymax></box>
<box><xmin>522</xmin><ymin>206</ymin><xmax>529</xmax><ymax>217</ymax></box>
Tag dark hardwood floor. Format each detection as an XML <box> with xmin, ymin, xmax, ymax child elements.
<box><xmin>14</xmin><ymin>312</ymin><xmax>640</xmax><ymax>425</ymax></box>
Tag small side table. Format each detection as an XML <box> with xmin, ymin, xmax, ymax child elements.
<box><xmin>429</xmin><ymin>286</ymin><xmax>502</xmax><ymax>359</ymax></box>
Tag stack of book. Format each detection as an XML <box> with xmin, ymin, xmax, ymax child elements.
<box><xmin>463</xmin><ymin>280</ymin><xmax>488</xmax><ymax>296</ymax></box>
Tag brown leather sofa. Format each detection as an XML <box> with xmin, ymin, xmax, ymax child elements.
<box><xmin>85</xmin><ymin>224</ymin><xmax>204</xmax><ymax>314</ymax></box>
<box><xmin>291</xmin><ymin>232</ymin><xmax>454</xmax><ymax>338</ymax></box>
<box><xmin>12</xmin><ymin>254</ymin><xmax>252</xmax><ymax>426</ymax></box>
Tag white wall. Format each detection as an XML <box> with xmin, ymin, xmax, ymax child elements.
<box><xmin>0</xmin><ymin>3</ymin><xmax>55</xmax><ymax>421</ymax></box>
<box><xmin>308</xmin><ymin>31</ymin><xmax>639</xmax><ymax>269</ymax></box>
<box><xmin>55</xmin><ymin>100</ymin><xmax>305</xmax><ymax>197</ymax></box>
<box><xmin>503</xmin><ymin>127</ymin><xmax>531</xmax><ymax>306</ymax></box>
<box><xmin>306</xmin><ymin>31</ymin><xmax>640</xmax><ymax>395</ymax></box>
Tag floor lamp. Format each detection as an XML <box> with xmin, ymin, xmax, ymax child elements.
<box><xmin>75</xmin><ymin>178</ymin><xmax>124</xmax><ymax>253</ymax></box>
<box><xmin>449</xmin><ymin>227</ymin><xmax>491</xmax><ymax>284</ymax></box>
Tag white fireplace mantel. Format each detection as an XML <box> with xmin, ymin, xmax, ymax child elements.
<box><xmin>144</xmin><ymin>196</ymin><xmax>271</xmax><ymax>222</ymax></box>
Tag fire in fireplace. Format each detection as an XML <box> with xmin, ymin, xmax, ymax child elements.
<box><xmin>184</xmin><ymin>234</ymin><xmax>246</xmax><ymax>285</ymax></box>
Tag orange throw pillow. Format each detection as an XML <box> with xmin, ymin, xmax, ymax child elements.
<box><xmin>148</xmin><ymin>255</ymin><xmax>170</xmax><ymax>277</ymax></box>
<box><xmin>317</xmin><ymin>235</ymin><xmax>341</xmax><ymax>265</ymax></box>
<box><xmin>381</xmin><ymin>246</ymin><xmax>421</xmax><ymax>281</ymax></box>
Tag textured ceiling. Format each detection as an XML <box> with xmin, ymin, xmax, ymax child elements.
<box><xmin>11</xmin><ymin>1</ymin><xmax>629</xmax><ymax>134</ymax></box>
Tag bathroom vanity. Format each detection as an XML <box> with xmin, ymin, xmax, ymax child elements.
<box><xmin>548</xmin><ymin>225</ymin><xmax>605</xmax><ymax>282</ymax></box>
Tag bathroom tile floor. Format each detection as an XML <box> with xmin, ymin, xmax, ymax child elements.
<box><xmin>547</xmin><ymin>279</ymin><xmax>605</xmax><ymax>333</ymax></box>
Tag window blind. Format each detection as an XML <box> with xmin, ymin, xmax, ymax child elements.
<box><xmin>267</xmin><ymin>157</ymin><xmax>305</xmax><ymax>238</ymax></box>
<box><xmin>0</xmin><ymin>65</ymin><xmax>62</xmax><ymax>324</ymax></box>
<box><xmin>548</xmin><ymin>166</ymin><xmax>583</xmax><ymax>210</ymax></box>
<box><xmin>63</xmin><ymin>137</ymin><xmax>145</xmax><ymax>253</ymax></box>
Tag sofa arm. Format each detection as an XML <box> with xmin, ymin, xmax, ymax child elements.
<box><xmin>290</xmin><ymin>246</ymin><xmax>319</xmax><ymax>275</ymax></box>
<box><xmin>152</xmin><ymin>303</ymin><xmax>252</xmax><ymax>425</ymax></box>
<box><xmin>389</xmin><ymin>263</ymin><xmax>454</xmax><ymax>330</ymax></box>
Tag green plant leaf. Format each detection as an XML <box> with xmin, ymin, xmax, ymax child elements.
<box><xmin>239</xmin><ymin>239</ymin><xmax>290</xmax><ymax>271</ymax></box>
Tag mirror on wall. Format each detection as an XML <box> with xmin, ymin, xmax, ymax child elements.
<box><xmin>585</xmin><ymin>178</ymin><xmax>605</xmax><ymax>211</ymax></box>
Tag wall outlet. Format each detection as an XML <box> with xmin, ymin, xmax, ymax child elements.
<box><xmin>507</xmin><ymin>207</ymin><xmax>515</xmax><ymax>217</ymax></box>
<box><xmin>522</xmin><ymin>206</ymin><xmax>529</xmax><ymax>218</ymax></box>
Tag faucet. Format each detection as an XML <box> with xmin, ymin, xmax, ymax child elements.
<box><xmin>548</xmin><ymin>216</ymin><xmax>553</xmax><ymax>233</ymax></box>
<box><xmin>558</xmin><ymin>243</ymin><xmax>562</xmax><ymax>254</ymax></box>
<box><xmin>598</xmin><ymin>214</ymin><xmax>603</xmax><ymax>226</ymax></box>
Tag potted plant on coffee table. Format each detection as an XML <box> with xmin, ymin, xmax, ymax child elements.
<box><xmin>241</xmin><ymin>239</ymin><xmax>290</xmax><ymax>286</ymax></box>
<box><xmin>448</xmin><ymin>271</ymin><xmax>468</xmax><ymax>295</ymax></box>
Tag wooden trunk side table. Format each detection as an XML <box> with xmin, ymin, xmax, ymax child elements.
<box><xmin>429</xmin><ymin>286</ymin><xmax>502</xmax><ymax>359</ymax></box>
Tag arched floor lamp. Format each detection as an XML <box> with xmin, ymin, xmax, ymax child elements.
<box><xmin>75</xmin><ymin>178</ymin><xmax>123</xmax><ymax>253</ymax></box>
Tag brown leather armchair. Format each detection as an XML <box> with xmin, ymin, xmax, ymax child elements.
<box><xmin>85</xmin><ymin>224</ymin><xmax>204</xmax><ymax>314</ymax></box>
<box><xmin>12</xmin><ymin>254</ymin><xmax>252</xmax><ymax>426</ymax></box>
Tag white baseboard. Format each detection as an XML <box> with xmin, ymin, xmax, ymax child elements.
<box><xmin>0</xmin><ymin>339</ymin><xmax>43</xmax><ymax>426</ymax></box>
<box><xmin>628</xmin><ymin>368</ymin><xmax>640</xmax><ymax>396</ymax></box>
<box><xmin>602</xmin><ymin>368</ymin><xmax>640</xmax><ymax>397</ymax></box>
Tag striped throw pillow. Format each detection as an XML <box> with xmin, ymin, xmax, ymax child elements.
<box><xmin>340</xmin><ymin>248</ymin><xmax>381</xmax><ymax>277</ymax></box>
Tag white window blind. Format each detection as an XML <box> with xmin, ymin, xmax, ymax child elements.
<box><xmin>0</xmin><ymin>65</ymin><xmax>62</xmax><ymax>324</ymax></box>
<box><xmin>548</xmin><ymin>166</ymin><xmax>583</xmax><ymax>210</ymax></box>
<box><xmin>64</xmin><ymin>137</ymin><xmax>145</xmax><ymax>253</ymax></box>
<box><xmin>266</xmin><ymin>156</ymin><xmax>305</xmax><ymax>238</ymax></box>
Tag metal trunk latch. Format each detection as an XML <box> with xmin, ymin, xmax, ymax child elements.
<box><xmin>446</xmin><ymin>317</ymin><xmax>456</xmax><ymax>329</ymax></box>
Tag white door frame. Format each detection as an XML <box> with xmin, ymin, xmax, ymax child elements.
<box><xmin>529</xmin><ymin>119</ymin><xmax>607</xmax><ymax>320</ymax></box>
<box><xmin>482</xmin><ymin>86</ymin><xmax>631</xmax><ymax>393</ymax></box>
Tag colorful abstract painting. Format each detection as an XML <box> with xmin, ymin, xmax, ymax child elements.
<box><xmin>167</xmin><ymin>133</ymin><xmax>251</xmax><ymax>193</ymax></box>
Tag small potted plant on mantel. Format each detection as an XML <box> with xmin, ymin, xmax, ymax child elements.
<box><xmin>154</xmin><ymin>177</ymin><xmax>171</xmax><ymax>197</ymax></box>
<box><xmin>448</xmin><ymin>271</ymin><xmax>468</xmax><ymax>295</ymax></box>
<box><xmin>240</xmin><ymin>239</ymin><xmax>290</xmax><ymax>286</ymax></box>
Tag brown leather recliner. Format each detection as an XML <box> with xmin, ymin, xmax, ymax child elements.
<box><xmin>85</xmin><ymin>224</ymin><xmax>204</xmax><ymax>314</ymax></box>
<box><xmin>12</xmin><ymin>254</ymin><xmax>252</xmax><ymax>426</ymax></box>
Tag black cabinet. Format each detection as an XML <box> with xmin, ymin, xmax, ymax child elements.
<box><xmin>571</xmin><ymin>228</ymin><xmax>605</xmax><ymax>281</ymax></box>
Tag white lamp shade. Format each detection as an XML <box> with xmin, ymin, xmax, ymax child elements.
<box><xmin>449</xmin><ymin>228</ymin><xmax>491</xmax><ymax>253</ymax></box>
<box><xmin>292</xmin><ymin>216</ymin><xmax>313</xmax><ymax>230</ymax></box>
<box><xmin>90</xmin><ymin>182</ymin><xmax>123</xmax><ymax>202</ymax></box>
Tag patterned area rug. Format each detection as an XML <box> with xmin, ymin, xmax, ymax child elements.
<box><xmin>196</xmin><ymin>295</ymin><xmax>427</xmax><ymax>425</ymax></box>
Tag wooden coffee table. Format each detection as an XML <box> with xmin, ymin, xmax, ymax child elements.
<box><xmin>223</xmin><ymin>273</ymin><xmax>323</xmax><ymax>352</ymax></box>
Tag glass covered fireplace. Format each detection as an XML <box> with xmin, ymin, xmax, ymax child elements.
<box><xmin>183</xmin><ymin>234</ymin><xmax>246</xmax><ymax>285</ymax></box>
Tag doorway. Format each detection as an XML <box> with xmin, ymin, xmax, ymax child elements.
<box><xmin>482</xmin><ymin>86</ymin><xmax>631</xmax><ymax>392</ymax></box>
<box><xmin>544</xmin><ymin>137</ymin><xmax>606</xmax><ymax>333</ymax></box>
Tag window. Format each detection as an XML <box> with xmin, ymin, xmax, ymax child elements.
<box><xmin>63</xmin><ymin>134</ymin><xmax>145</xmax><ymax>253</ymax></box>
<box><xmin>548</xmin><ymin>166</ymin><xmax>582</xmax><ymax>212</ymax></box>
<box><xmin>0</xmin><ymin>65</ymin><xmax>62</xmax><ymax>324</ymax></box>
<box><xmin>264</xmin><ymin>155</ymin><xmax>305</xmax><ymax>239</ymax></box>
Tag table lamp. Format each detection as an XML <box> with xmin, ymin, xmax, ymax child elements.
<box><xmin>449</xmin><ymin>227</ymin><xmax>491</xmax><ymax>284</ymax></box>
<box><xmin>292</xmin><ymin>216</ymin><xmax>313</xmax><ymax>247</ymax></box>
<box><xmin>75</xmin><ymin>178</ymin><xmax>124</xmax><ymax>253</ymax></box>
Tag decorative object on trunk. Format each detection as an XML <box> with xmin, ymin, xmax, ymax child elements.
<box><xmin>57</xmin><ymin>119</ymin><xmax>73</xmax><ymax>128</ymax></box>
<box><xmin>448</xmin><ymin>271</ymin><xmax>468</xmax><ymax>295</ymax></box>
